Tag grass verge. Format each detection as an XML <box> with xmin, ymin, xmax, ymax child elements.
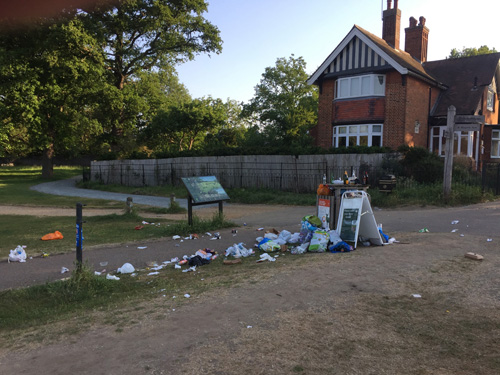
<box><xmin>0</xmin><ymin>211</ymin><xmax>234</xmax><ymax>259</ymax></box>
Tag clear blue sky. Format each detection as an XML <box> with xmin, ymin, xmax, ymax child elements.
<box><xmin>176</xmin><ymin>0</ymin><xmax>500</xmax><ymax>104</ymax></box>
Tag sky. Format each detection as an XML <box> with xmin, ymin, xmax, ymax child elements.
<box><xmin>175</xmin><ymin>0</ymin><xmax>500</xmax><ymax>104</ymax></box>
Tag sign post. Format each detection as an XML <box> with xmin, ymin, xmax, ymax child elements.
<box><xmin>76</xmin><ymin>202</ymin><xmax>85</xmax><ymax>271</ymax></box>
<box><xmin>181</xmin><ymin>176</ymin><xmax>230</xmax><ymax>226</ymax></box>
<box><xmin>443</xmin><ymin>108</ymin><xmax>484</xmax><ymax>201</ymax></box>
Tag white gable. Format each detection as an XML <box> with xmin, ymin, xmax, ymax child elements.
<box><xmin>307</xmin><ymin>26</ymin><xmax>409</xmax><ymax>85</ymax></box>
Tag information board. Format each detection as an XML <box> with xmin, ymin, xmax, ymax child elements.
<box><xmin>181</xmin><ymin>176</ymin><xmax>229</xmax><ymax>204</ymax></box>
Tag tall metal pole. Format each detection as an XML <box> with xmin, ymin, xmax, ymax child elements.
<box><xmin>76</xmin><ymin>202</ymin><xmax>84</xmax><ymax>270</ymax></box>
<box><xmin>443</xmin><ymin>105</ymin><xmax>456</xmax><ymax>201</ymax></box>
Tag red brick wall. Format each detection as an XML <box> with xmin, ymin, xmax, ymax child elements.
<box><xmin>404</xmin><ymin>75</ymin><xmax>436</xmax><ymax>148</ymax></box>
<box><xmin>311</xmin><ymin>79</ymin><xmax>335</xmax><ymax>148</ymax></box>
<box><xmin>334</xmin><ymin>98</ymin><xmax>385</xmax><ymax>123</ymax></box>
<box><xmin>384</xmin><ymin>71</ymin><xmax>406</xmax><ymax>148</ymax></box>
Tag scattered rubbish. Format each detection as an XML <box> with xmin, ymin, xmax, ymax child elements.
<box><xmin>247</xmin><ymin>326</ymin><xmax>253</xmax><ymax>329</ymax></box>
<box><xmin>290</xmin><ymin>242</ymin><xmax>309</xmax><ymax>255</ymax></box>
<box><xmin>487</xmin><ymin>238</ymin><xmax>493</xmax><ymax>242</ymax></box>
<box><xmin>460</xmin><ymin>234</ymin><xmax>465</xmax><ymax>237</ymax></box>
<box><xmin>418</xmin><ymin>228</ymin><xmax>429</xmax><ymax>233</ymax></box>
<box><xmin>243</xmin><ymin>223</ymin><xmax>247</xmax><ymax>226</ymax></box>
<box><xmin>451</xmin><ymin>220</ymin><xmax>459</xmax><ymax>225</ymax></box>
<box><xmin>465</xmin><ymin>252</ymin><xmax>484</xmax><ymax>260</ymax></box>
<box><xmin>94</xmin><ymin>271</ymin><xmax>102</xmax><ymax>276</ymax></box>
<box><xmin>100</xmin><ymin>261</ymin><xmax>108</xmax><ymax>267</ymax></box>
<box><xmin>257</xmin><ymin>228</ymin><xmax>264</xmax><ymax>231</ymax></box>
<box><xmin>175</xmin><ymin>264</ymin><xmax>181</xmax><ymax>269</ymax></box>
<box><xmin>225</xmin><ymin>243</ymin><xmax>254</xmax><ymax>258</ymax></box>
<box><xmin>232</xmin><ymin>229</ymin><xmax>238</xmax><ymax>234</ymax></box>
<box><xmin>256</xmin><ymin>253</ymin><xmax>276</xmax><ymax>263</ymax></box>
<box><xmin>258</xmin><ymin>238</ymin><xmax>280</xmax><ymax>252</ymax></box>
<box><xmin>328</xmin><ymin>230</ymin><xmax>354</xmax><ymax>252</ymax></box>
<box><xmin>41</xmin><ymin>231</ymin><xmax>64</xmax><ymax>241</ymax></box>
<box><xmin>117</xmin><ymin>263</ymin><xmax>135</xmax><ymax>274</ymax></box>
<box><xmin>182</xmin><ymin>266</ymin><xmax>197</xmax><ymax>273</ymax></box>
<box><xmin>184</xmin><ymin>294</ymin><xmax>191</xmax><ymax>298</ymax></box>
<box><xmin>137</xmin><ymin>246</ymin><xmax>147</xmax><ymax>249</ymax></box>
<box><xmin>61</xmin><ymin>267</ymin><xmax>69</xmax><ymax>274</ymax></box>
<box><xmin>412</xmin><ymin>294</ymin><xmax>422</xmax><ymax>298</ymax></box>
<box><xmin>172</xmin><ymin>235</ymin><xmax>181</xmax><ymax>240</ymax></box>
<box><xmin>170</xmin><ymin>257</ymin><xmax>179</xmax><ymax>263</ymax></box>
<box><xmin>210</xmin><ymin>232</ymin><xmax>221</xmax><ymax>240</ymax></box>
<box><xmin>451</xmin><ymin>229</ymin><xmax>458</xmax><ymax>233</ymax></box>
<box><xmin>147</xmin><ymin>272</ymin><xmax>160</xmax><ymax>276</ymax></box>
<box><xmin>223</xmin><ymin>258</ymin><xmax>242</xmax><ymax>265</ymax></box>
<box><xmin>41</xmin><ymin>252</ymin><xmax>49</xmax><ymax>258</ymax></box>
<box><xmin>309</xmin><ymin>230</ymin><xmax>328</xmax><ymax>252</ymax></box>
<box><xmin>178</xmin><ymin>259</ymin><xmax>188</xmax><ymax>265</ymax></box>
<box><xmin>106</xmin><ymin>274</ymin><xmax>120</xmax><ymax>280</ymax></box>
<box><xmin>134</xmin><ymin>225</ymin><xmax>144</xmax><ymax>230</ymax></box>
<box><xmin>8</xmin><ymin>245</ymin><xmax>27</xmax><ymax>263</ymax></box>
<box><xmin>205</xmin><ymin>232</ymin><xmax>212</xmax><ymax>237</ymax></box>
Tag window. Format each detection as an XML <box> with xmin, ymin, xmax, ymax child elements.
<box><xmin>492</xmin><ymin>130</ymin><xmax>500</xmax><ymax>158</ymax></box>
<box><xmin>487</xmin><ymin>89</ymin><xmax>495</xmax><ymax>112</ymax></box>
<box><xmin>333</xmin><ymin>124</ymin><xmax>383</xmax><ymax>147</ymax></box>
<box><xmin>335</xmin><ymin>74</ymin><xmax>385</xmax><ymax>99</ymax></box>
<box><xmin>430</xmin><ymin>126</ymin><xmax>477</xmax><ymax>157</ymax></box>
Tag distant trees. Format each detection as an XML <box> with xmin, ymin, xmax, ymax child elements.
<box><xmin>448</xmin><ymin>45</ymin><xmax>498</xmax><ymax>59</ymax></box>
<box><xmin>241</xmin><ymin>55</ymin><xmax>318</xmax><ymax>149</ymax></box>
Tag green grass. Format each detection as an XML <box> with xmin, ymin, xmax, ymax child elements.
<box><xmin>0</xmin><ymin>249</ymin><xmax>320</xmax><ymax>335</ymax></box>
<box><xmin>0</xmin><ymin>166</ymin><xmax>123</xmax><ymax>208</ymax></box>
<box><xmin>0</xmin><ymin>211</ymin><xmax>234</xmax><ymax>259</ymax></box>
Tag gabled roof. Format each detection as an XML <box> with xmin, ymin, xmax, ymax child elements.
<box><xmin>307</xmin><ymin>25</ymin><xmax>440</xmax><ymax>86</ymax></box>
<box><xmin>424</xmin><ymin>53</ymin><xmax>500</xmax><ymax>117</ymax></box>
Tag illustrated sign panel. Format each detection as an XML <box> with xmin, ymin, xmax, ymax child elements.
<box><xmin>181</xmin><ymin>176</ymin><xmax>229</xmax><ymax>204</ymax></box>
<box><xmin>339</xmin><ymin>208</ymin><xmax>359</xmax><ymax>242</ymax></box>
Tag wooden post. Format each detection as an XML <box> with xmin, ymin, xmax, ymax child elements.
<box><xmin>443</xmin><ymin>105</ymin><xmax>456</xmax><ymax>201</ymax></box>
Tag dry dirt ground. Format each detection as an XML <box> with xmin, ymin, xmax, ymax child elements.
<box><xmin>1</xmin><ymin>204</ymin><xmax>499</xmax><ymax>374</ymax></box>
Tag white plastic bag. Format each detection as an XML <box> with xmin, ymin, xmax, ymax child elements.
<box><xmin>117</xmin><ymin>263</ymin><xmax>135</xmax><ymax>274</ymax></box>
<box><xmin>9</xmin><ymin>246</ymin><xmax>27</xmax><ymax>263</ymax></box>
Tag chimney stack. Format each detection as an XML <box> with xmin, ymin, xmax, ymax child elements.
<box><xmin>382</xmin><ymin>0</ymin><xmax>401</xmax><ymax>49</ymax></box>
<box><xmin>405</xmin><ymin>16</ymin><xmax>429</xmax><ymax>62</ymax></box>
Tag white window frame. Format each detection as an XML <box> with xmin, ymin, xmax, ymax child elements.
<box><xmin>492</xmin><ymin>130</ymin><xmax>500</xmax><ymax>158</ymax></box>
<box><xmin>335</xmin><ymin>74</ymin><xmax>385</xmax><ymax>99</ymax></box>
<box><xmin>332</xmin><ymin>124</ymin><xmax>383</xmax><ymax>147</ymax></box>
<box><xmin>429</xmin><ymin>126</ymin><xmax>478</xmax><ymax>159</ymax></box>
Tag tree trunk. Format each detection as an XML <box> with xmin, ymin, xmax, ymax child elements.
<box><xmin>41</xmin><ymin>144</ymin><xmax>55</xmax><ymax>178</ymax></box>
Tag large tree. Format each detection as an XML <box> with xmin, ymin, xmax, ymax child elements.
<box><xmin>143</xmin><ymin>97</ymin><xmax>227</xmax><ymax>153</ymax></box>
<box><xmin>242</xmin><ymin>55</ymin><xmax>318</xmax><ymax>146</ymax></box>
<box><xmin>449</xmin><ymin>45</ymin><xmax>498</xmax><ymax>59</ymax></box>
<box><xmin>0</xmin><ymin>16</ymin><xmax>105</xmax><ymax>177</ymax></box>
<box><xmin>79</xmin><ymin>0</ymin><xmax>222</xmax><ymax>154</ymax></box>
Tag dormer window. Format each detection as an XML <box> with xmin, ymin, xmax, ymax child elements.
<box><xmin>335</xmin><ymin>74</ymin><xmax>385</xmax><ymax>99</ymax></box>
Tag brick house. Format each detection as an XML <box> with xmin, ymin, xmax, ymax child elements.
<box><xmin>307</xmin><ymin>0</ymin><xmax>500</xmax><ymax>167</ymax></box>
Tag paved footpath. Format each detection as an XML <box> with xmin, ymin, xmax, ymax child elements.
<box><xmin>1</xmin><ymin>178</ymin><xmax>498</xmax><ymax>290</ymax></box>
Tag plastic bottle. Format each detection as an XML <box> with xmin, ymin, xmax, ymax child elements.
<box><xmin>343</xmin><ymin>171</ymin><xmax>349</xmax><ymax>185</ymax></box>
<box><xmin>363</xmin><ymin>171</ymin><xmax>369</xmax><ymax>185</ymax></box>
<box><xmin>322</xmin><ymin>173</ymin><xmax>327</xmax><ymax>184</ymax></box>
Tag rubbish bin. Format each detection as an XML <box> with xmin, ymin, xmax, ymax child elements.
<box><xmin>317</xmin><ymin>184</ymin><xmax>369</xmax><ymax>229</ymax></box>
<box><xmin>378</xmin><ymin>174</ymin><xmax>396</xmax><ymax>193</ymax></box>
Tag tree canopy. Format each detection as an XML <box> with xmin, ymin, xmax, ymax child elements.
<box><xmin>241</xmin><ymin>55</ymin><xmax>318</xmax><ymax>147</ymax></box>
<box><xmin>448</xmin><ymin>45</ymin><xmax>498</xmax><ymax>59</ymax></box>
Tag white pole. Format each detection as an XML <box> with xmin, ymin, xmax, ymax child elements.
<box><xmin>443</xmin><ymin>105</ymin><xmax>456</xmax><ymax>201</ymax></box>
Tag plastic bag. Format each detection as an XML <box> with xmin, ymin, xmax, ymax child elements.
<box><xmin>278</xmin><ymin>230</ymin><xmax>291</xmax><ymax>243</ymax></box>
<box><xmin>225</xmin><ymin>243</ymin><xmax>253</xmax><ymax>258</ymax></box>
<box><xmin>288</xmin><ymin>232</ymin><xmax>301</xmax><ymax>244</ymax></box>
<box><xmin>328</xmin><ymin>230</ymin><xmax>353</xmax><ymax>252</ymax></box>
<box><xmin>290</xmin><ymin>242</ymin><xmax>309</xmax><ymax>255</ymax></box>
<box><xmin>258</xmin><ymin>238</ymin><xmax>280</xmax><ymax>252</ymax></box>
<box><xmin>117</xmin><ymin>263</ymin><xmax>135</xmax><ymax>274</ymax></box>
<box><xmin>9</xmin><ymin>245</ymin><xmax>27</xmax><ymax>263</ymax></box>
<box><xmin>299</xmin><ymin>221</ymin><xmax>315</xmax><ymax>244</ymax></box>
<box><xmin>309</xmin><ymin>230</ymin><xmax>328</xmax><ymax>252</ymax></box>
<box><xmin>41</xmin><ymin>231</ymin><xmax>63</xmax><ymax>241</ymax></box>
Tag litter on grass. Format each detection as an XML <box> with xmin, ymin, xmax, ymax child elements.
<box><xmin>8</xmin><ymin>245</ymin><xmax>27</xmax><ymax>263</ymax></box>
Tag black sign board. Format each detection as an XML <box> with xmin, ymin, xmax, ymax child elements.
<box><xmin>339</xmin><ymin>208</ymin><xmax>359</xmax><ymax>242</ymax></box>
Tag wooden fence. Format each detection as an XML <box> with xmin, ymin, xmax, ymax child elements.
<box><xmin>91</xmin><ymin>154</ymin><xmax>386</xmax><ymax>193</ymax></box>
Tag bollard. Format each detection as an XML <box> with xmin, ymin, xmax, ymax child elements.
<box><xmin>126</xmin><ymin>197</ymin><xmax>133</xmax><ymax>213</ymax></box>
<box><xmin>170</xmin><ymin>193</ymin><xmax>176</xmax><ymax>205</ymax></box>
<box><xmin>76</xmin><ymin>202</ymin><xmax>85</xmax><ymax>270</ymax></box>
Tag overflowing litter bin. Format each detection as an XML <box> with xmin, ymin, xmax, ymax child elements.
<box><xmin>316</xmin><ymin>185</ymin><xmax>369</xmax><ymax>230</ymax></box>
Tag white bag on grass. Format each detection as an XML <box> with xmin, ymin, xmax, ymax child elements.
<box><xmin>9</xmin><ymin>246</ymin><xmax>27</xmax><ymax>263</ymax></box>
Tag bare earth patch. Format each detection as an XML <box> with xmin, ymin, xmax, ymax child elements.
<box><xmin>0</xmin><ymin>228</ymin><xmax>499</xmax><ymax>374</ymax></box>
